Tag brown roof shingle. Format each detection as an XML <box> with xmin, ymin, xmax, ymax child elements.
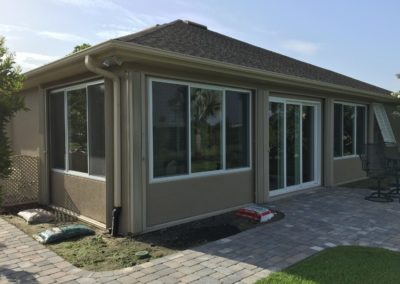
<box><xmin>117</xmin><ymin>20</ymin><xmax>390</xmax><ymax>95</ymax></box>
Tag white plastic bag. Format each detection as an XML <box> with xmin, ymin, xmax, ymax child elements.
<box><xmin>18</xmin><ymin>209</ymin><xmax>55</xmax><ymax>224</ymax></box>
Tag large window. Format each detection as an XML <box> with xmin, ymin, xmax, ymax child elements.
<box><xmin>150</xmin><ymin>79</ymin><xmax>251</xmax><ymax>181</ymax></box>
<box><xmin>49</xmin><ymin>81</ymin><xmax>105</xmax><ymax>178</ymax></box>
<box><xmin>334</xmin><ymin>102</ymin><xmax>367</xmax><ymax>158</ymax></box>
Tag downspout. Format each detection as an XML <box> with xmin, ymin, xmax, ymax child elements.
<box><xmin>85</xmin><ymin>55</ymin><xmax>122</xmax><ymax>236</ymax></box>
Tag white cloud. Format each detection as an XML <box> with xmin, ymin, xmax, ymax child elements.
<box><xmin>15</xmin><ymin>52</ymin><xmax>60</xmax><ymax>71</ymax></box>
<box><xmin>0</xmin><ymin>24</ymin><xmax>28</xmax><ymax>33</ymax></box>
<box><xmin>0</xmin><ymin>23</ymin><xmax>86</xmax><ymax>43</ymax></box>
<box><xmin>281</xmin><ymin>40</ymin><xmax>319</xmax><ymax>56</ymax></box>
<box><xmin>37</xmin><ymin>31</ymin><xmax>87</xmax><ymax>42</ymax></box>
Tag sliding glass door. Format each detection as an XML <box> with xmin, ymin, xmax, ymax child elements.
<box><xmin>269</xmin><ymin>98</ymin><xmax>320</xmax><ymax>196</ymax></box>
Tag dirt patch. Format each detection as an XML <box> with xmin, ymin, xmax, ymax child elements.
<box><xmin>1</xmin><ymin>205</ymin><xmax>174</xmax><ymax>271</ymax></box>
<box><xmin>1</xmin><ymin>204</ymin><xmax>284</xmax><ymax>271</ymax></box>
<box><xmin>136</xmin><ymin>210</ymin><xmax>285</xmax><ymax>250</ymax></box>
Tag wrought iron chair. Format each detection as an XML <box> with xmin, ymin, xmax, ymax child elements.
<box><xmin>384</xmin><ymin>144</ymin><xmax>400</xmax><ymax>199</ymax></box>
<box><xmin>359</xmin><ymin>143</ymin><xmax>393</xmax><ymax>202</ymax></box>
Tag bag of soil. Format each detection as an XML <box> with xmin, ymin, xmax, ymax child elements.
<box><xmin>18</xmin><ymin>209</ymin><xmax>55</xmax><ymax>224</ymax></box>
<box><xmin>33</xmin><ymin>224</ymin><xmax>94</xmax><ymax>244</ymax></box>
<box><xmin>236</xmin><ymin>205</ymin><xmax>275</xmax><ymax>223</ymax></box>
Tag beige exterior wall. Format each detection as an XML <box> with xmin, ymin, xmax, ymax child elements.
<box><xmin>10</xmin><ymin>58</ymin><xmax>399</xmax><ymax>234</ymax></box>
<box><xmin>51</xmin><ymin>171</ymin><xmax>106</xmax><ymax>223</ymax></box>
<box><xmin>10</xmin><ymin>88</ymin><xmax>41</xmax><ymax>156</ymax></box>
<box><xmin>147</xmin><ymin>171</ymin><xmax>253</xmax><ymax>227</ymax></box>
<box><xmin>333</xmin><ymin>158</ymin><xmax>366</xmax><ymax>185</ymax></box>
<box><xmin>139</xmin><ymin>68</ymin><xmax>256</xmax><ymax>229</ymax></box>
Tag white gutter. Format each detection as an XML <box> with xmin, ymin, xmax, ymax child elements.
<box><xmin>84</xmin><ymin>55</ymin><xmax>121</xmax><ymax>209</ymax></box>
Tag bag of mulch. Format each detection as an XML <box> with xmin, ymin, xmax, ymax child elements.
<box><xmin>236</xmin><ymin>205</ymin><xmax>275</xmax><ymax>223</ymax></box>
<box><xmin>33</xmin><ymin>224</ymin><xmax>94</xmax><ymax>244</ymax></box>
<box><xmin>18</xmin><ymin>209</ymin><xmax>55</xmax><ymax>224</ymax></box>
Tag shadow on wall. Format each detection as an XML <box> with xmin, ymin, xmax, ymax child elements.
<box><xmin>58</xmin><ymin>189</ymin><xmax>81</xmax><ymax>218</ymax></box>
<box><xmin>0</xmin><ymin>267</ymin><xmax>38</xmax><ymax>283</ymax></box>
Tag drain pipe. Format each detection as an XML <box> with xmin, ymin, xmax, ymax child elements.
<box><xmin>85</xmin><ymin>55</ymin><xmax>122</xmax><ymax>236</ymax></box>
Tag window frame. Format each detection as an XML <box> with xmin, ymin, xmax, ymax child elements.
<box><xmin>49</xmin><ymin>80</ymin><xmax>106</xmax><ymax>181</ymax></box>
<box><xmin>148</xmin><ymin>77</ymin><xmax>252</xmax><ymax>183</ymax></box>
<box><xmin>333</xmin><ymin>101</ymin><xmax>367</xmax><ymax>160</ymax></box>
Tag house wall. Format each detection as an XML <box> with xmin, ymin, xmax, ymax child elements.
<box><xmin>333</xmin><ymin>158</ymin><xmax>366</xmax><ymax>185</ymax></box>
<box><xmin>10</xmin><ymin>88</ymin><xmax>41</xmax><ymax>156</ymax></box>
<box><xmin>12</xmin><ymin>60</ymin><xmax>397</xmax><ymax>235</ymax></box>
<box><xmin>50</xmin><ymin>172</ymin><xmax>106</xmax><ymax>223</ymax></box>
<box><xmin>140</xmin><ymin>69</ymin><xmax>256</xmax><ymax>229</ymax></box>
<box><xmin>124</xmin><ymin>63</ymin><xmax>373</xmax><ymax>233</ymax></box>
<box><xmin>147</xmin><ymin>172</ymin><xmax>253</xmax><ymax>227</ymax></box>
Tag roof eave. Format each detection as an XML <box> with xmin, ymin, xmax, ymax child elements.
<box><xmin>23</xmin><ymin>39</ymin><xmax>396</xmax><ymax>102</ymax></box>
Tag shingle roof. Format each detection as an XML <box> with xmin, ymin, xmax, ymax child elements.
<box><xmin>117</xmin><ymin>20</ymin><xmax>390</xmax><ymax>95</ymax></box>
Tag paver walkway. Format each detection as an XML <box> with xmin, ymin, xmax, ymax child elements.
<box><xmin>2</xmin><ymin>187</ymin><xmax>400</xmax><ymax>283</ymax></box>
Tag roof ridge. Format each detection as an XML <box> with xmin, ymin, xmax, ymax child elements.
<box><xmin>189</xmin><ymin>24</ymin><xmax>390</xmax><ymax>93</ymax></box>
<box><xmin>115</xmin><ymin>19</ymin><xmax>184</xmax><ymax>42</ymax></box>
<box><xmin>116</xmin><ymin>19</ymin><xmax>391</xmax><ymax>94</ymax></box>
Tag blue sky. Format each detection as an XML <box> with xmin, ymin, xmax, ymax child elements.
<box><xmin>1</xmin><ymin>0</ymin><xmax>399</xmax><ymax>91</ymax></box>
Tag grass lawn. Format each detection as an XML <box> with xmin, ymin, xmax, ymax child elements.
<box><xmin>1</xmin><ymin>212</ymin><xmax>175</xmax><ymax>271</ymax></box>
<box><xmin>256</xmin><ymin>246</ymin><xmax>400</xmax><ymax>284</ymax></box>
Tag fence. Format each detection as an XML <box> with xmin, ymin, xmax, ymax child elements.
<box><xmin>0</xmin><ymin>155</ymin><xmax>40</xmax><ymax>207</ymax></box>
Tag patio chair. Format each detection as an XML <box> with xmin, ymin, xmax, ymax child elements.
<box><xmin>359</xmin><ymin>143</ymin><xmax>393</xmax><ymax>202</ymax></box>
<box><xmin>384</xmin><ymin>144</ymin><xmax>400</xmax><ymax>199</ymax></box>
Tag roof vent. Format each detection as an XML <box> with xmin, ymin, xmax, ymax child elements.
<box><xmin>184</xmin><ymin>20</ymin><xmax>208</xmax><ymax>30</ymax></box>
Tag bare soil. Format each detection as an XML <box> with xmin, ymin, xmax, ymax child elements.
<box><xmin>1</xmin><ymin>204</ymin><xmax>284</xmax><ymax>271</ymax></box>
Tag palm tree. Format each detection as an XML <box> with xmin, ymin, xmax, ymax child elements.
<box><xmin>190</xmin><ymin>88</ymin><xmax>221</xmax><ymax>158</ymax></box>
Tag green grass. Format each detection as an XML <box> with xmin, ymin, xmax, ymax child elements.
<box><xmin>2</xmin><ymin>213</ymin><xmax>175</xmax><ymax>271</ymax></box>
<box><xmin>256</xmin><ymin>246</ymin><xmax>400</xmax><ymax>284</ymax></box>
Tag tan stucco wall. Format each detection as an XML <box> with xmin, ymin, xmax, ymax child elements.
<box><xmin>10</xmin><ymin>88</ymin><xmax>41</xmax><ymax>156</ymax></box>
<box><xmin>51</xmin><ymin>172</ymin><xmax>106</xmax><ymax>223</ymax></box>
<box><xmin>333</xmin><ymin>157</ymin><xmax>366</xmax><ymax>185</ymax></box>
<box><xmin>147</xmin><ymin>171</ymin><xmax>253</xmax><ymax>227</ymax></box>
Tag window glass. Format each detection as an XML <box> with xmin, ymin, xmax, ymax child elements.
<box><xmin>225</xmin><ymin>90</ymin><xmax>250</xmax><ymax>169</ymax></box>
<box><xmin>286</xmin><ymin>104</ymin><xmax>301</xmax><ymax>186</ymax></box>
<box><xmin>152</xmin><ymin>81</ymin><xmax>188</xmax><ymax>178</ymax></box>
<box><xmin>356</xmin><ymin>106</ymin><xmax>366</xmax><ymax>155</ymax></box>
<box><xmin>49</xmin><ymin>92</ymin><xmax>65</xmax><ymax>169</ymax></box>
<box><xmin>269</xmin><ymin>102</ymin><xmax>285</xmax><ymax>190</ymax></box>
<box><xmin>334</xmin><ymin>104</ymin><xmax>343</xmax><ymax>157</ymax></box>
<box><xmin>88</xmin><ymin>84</ymin><xmax>106</xmax><ymax>176</ymax></box>
<box><xmin>302</xmin><ymin>105</ymin><xmax>315</xmax><ymax>183</ymax></box>
<box><xmin>67</xmin><ymin>88</ymin><xmax>88</xmax><ymax>173</ymax></box>
<box><xmin>343</xmin><ymin>105</ymin><xmax>355</xmax><ymax>156</ymax></box>
<box><xmin>190</xmin><ymin>87</ymin><xmax>223</xmax><ymax>173</ymax></box>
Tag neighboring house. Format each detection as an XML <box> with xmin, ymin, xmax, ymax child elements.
<box><xmin>8</xmin><ymin>20</ymin><xmax>399</xmax><ymax>235</ymax></box>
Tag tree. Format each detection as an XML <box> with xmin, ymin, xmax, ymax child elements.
<box><xmin>0</xmin><ymin>36</ymin><xmax>25</xmax><ymax>182</ymax></box>
<box><xmin>72</xmin><ymin>43</ymin><xmax>91</xmax><ymax>54</ymax></box>
<box><xmin>391</xmin><ymin>74</ymin><xmax>400</xmax><ymax>118</ymax></box>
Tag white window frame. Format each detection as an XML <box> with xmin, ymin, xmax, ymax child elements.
<box><xmin>268</xmin><ymin>97</ymin><xmax>321</xmax><ymax>196</ymax></box>
<box><xmin>333</xmin><ymin>101</ymin><xmax>367</xmax><ymax>160</ymax></box>
<box><xmin>49</xmin><ymin>80</ymin><xmax>106</xmax><ymax>181</ymax></box>
<box><xmin>148</xmin><ymin>77</ymin><xmax>252</xmax><ymax>183</ymax></box>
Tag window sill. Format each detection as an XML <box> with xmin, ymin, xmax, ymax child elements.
<box><xmin>150</xmin><ymin>167</ymin><xmax>252</xmax><ymax>184</ymax></box>
<box><xmin>334</xmin><ymin>155</ymin><xmax>360</xmax><ymax>161</ymax></box>
<box><xmin>51</xmin><ymin>169</ymin><xmax>106</xmax><ymax>182</ymax></box>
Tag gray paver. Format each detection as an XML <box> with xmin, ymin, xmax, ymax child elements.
<box><xmin>2</xmin><ymin>187</ymin><xmax>400</xmax><ymax>283</ymax></box>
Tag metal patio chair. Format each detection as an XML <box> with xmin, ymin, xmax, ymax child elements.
<box><xmin>384</xmin><ymin>144</ymin><xmax>400</xmax><ymax>199</ymax></box>
<box><xmin>359</xmin><ymin>143</ymin><xmax>393</xmax><ymax>202</ymax></box>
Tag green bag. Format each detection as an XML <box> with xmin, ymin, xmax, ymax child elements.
<box><xmin>33</xmin><ymin>224</ymin><xmax>94</xmax><ymax>244</ymax></box>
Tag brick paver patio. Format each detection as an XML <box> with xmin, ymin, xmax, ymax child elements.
<box><xmin>2</xmin><ymin>187</ymin><xmax>400</xmax><ymax>283</ymax></box>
